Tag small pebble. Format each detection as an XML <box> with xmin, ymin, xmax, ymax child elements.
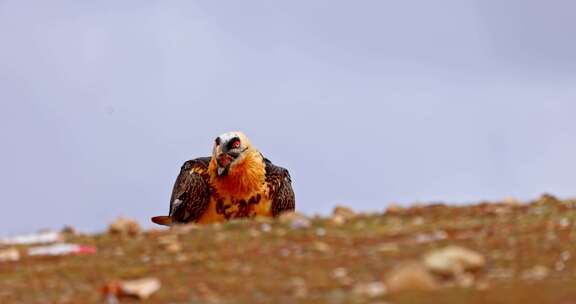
<box><xmin>375</xmin><ymin>243</ymin><xmax>399</xmax><ymax>254</ymax></box>
<box><xmin>521</xmin><ymin>265</ymin><xmax>550</xmax><ymax>281</ymax></box>
<box><xmin>261</xmin><ymin>223</ymin><xmax>272</xmax><ymax>233</ymax></box>
<box><xmin>352</xmin><ymin>282</ymin><xmax>387</xmax><ymax>298</ymax></box>
<box><xmin>313</xmin><ymin>241</ymin><xmax>330</xmax><ymax>253</ymax></box>
<box><xmin>332</xmin><ymin>205</ymin><xmax>356</xmax><ymax>220</ymax></box>
<box><xmin>108</xmin><ymin>217</ymin><xmax>141</xmax><ymax>237</ymax></box>
<box><xmin>278</xmin><ymin>212</ymin><xmax>311</xmax><ymax>229</ymax></box>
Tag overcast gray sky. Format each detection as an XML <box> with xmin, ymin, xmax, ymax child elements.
<box><xmin>1</xmin><ymin>1</ymin><xmax>575</xmax><ymax>234</ymax></box>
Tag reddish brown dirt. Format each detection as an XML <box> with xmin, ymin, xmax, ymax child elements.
<box><xmin>1</xmin><ymin>195</ymin><xmax>576</xmax><ymax>303</ymax></box>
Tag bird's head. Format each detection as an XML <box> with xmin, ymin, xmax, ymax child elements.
<box><xmin>211</xmin><ymin>131</ymin><xmax>254</xmax><ymax>177</ymax></box>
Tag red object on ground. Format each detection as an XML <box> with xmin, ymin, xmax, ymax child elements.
<box><xmin>75</xmin><ymin>245</ymin><xmax>97</xmax><ymax>255</ymax></box>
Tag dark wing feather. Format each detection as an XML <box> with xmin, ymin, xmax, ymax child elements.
<box><xmin>264</xmin><ymin>158</ymin><xmax>295</xmax><ymax>216</ymax></box>
<box><xmin>169</xmin><ymin>157</ymin><xmax>211</xmax><ymax>224</ymax></box>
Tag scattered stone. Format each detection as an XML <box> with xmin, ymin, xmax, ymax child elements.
<box><xmin>423</xmin><ymin>246</ymin><xmax>486</xmax><ymax>276</ymax></box>
<box><xmin>289</xmin><ymin>277</ymin><xmax>308</xmax><ymax>298</ymax></box>
<box><xmin>103</xmin><ymin>277</ymin><xmax>161</xmax><ymax>301</ymax></box>
<box><xmin>175</xmin><ymin>254</ymin><xmax>188</xmax><ymax>263</ymax></box>
<box><xmin>171</xmin><ymin>223</ymin><xmax>200</xmax><ymax>234</ymax></box>
<box><xmin>330</xmin><ymin>215</ymin><xmax>347</xmax><ymax>226</ymax></box>
<box><xmin>502</xmin><ymin>196</ymin><xmax>520</xmax><ymax>206</ymax></box>
<box><xmin>546</xmin><ymin>231</ymin><xmax>558</xmax><ymax>241</ymax></box>
<box><xmin>28</xmin><ymin>243</ymin><xmax>97</xmax><ymax>256</ymax></box>
<box><xmin>331</xmin><ymin>267</ymin><xmax>348</xmax><ymax>279</ymax></box>
<box><xmin>0</xmin><ymin>248</ymin><xmax>20</xmax><ymax>263</ymax></box>
<box><xmin>375</xmin><ymin>243</ymin><xmax>400</xmax><ymax>254</ymax></box>
<box><xmin>555</xmin><ymin>260</ymin><xmax>566</xmax><ymax>271</ymax></box>
<box><xmin>521</xmin><ymin>265</ymin><xmax>550</xmax><ymax>281</ymax></box>
<box><xmin>384</xmin><ymin>262</ymin><xmax>438</xmax><ymax>293</ymax></box>
<box><xmin>260</xmin><ymin>223</ymin><xmax>272</xmax><ymax>233</ymax></box>
<box><xmin>313</xmin><ymin>241</ymin><xmax>331</xmax><ymax>253</ymax></box>
<box><xmin>248</xmin><ymin>229</ymin><xmax>261</xmax><ymax>237</ymax></box>
<box><xmin>414</xmin><ymin>230</ymin><xmax>448</xmax><ymax>244</ymax></box>
<box><xmin>559</xmin><ymin>218</ymin><xmax>571</xmax><ymax>229</ymax></box>
<box><xmin>120</xmin><ymin>277</ymin><xmax>161</xmax><ymax>299</ymax></box>
<box><xmin>291</xmin><ymin>218</ymin><xmax>311</xmax><ymax>229</ymax></box>
<box><xmin>411</xmin><ymin>217</ymin><xmax>425</xmax><ymax>226</ymax></box>
<box><xmin>0</xmin><ymin>231</ymin><xmax>62</xmax><ymax>246</ymax></box>
<box><xmin>333</xmin><ymin>205</ymin><xmax>356</xmax><ymax>220</ymax></box>
<box><xmin>108</xmin><ymin>217</ymin><xmax>141</xmax><ymax>236</ymax></box>
<box><xmin>195</xmin><ymin>282</ymin><xmax>220</xmax><ymax>303</ymax></box>
<box><xmin>327</xmin><ymin>205</ymin><xmax>357</xmax><ymax>226</ymax></box>
<box><xmin>315</xmin><ymin>228</ymin><xmax>327</xmax><ymax>237</ymax></box>
<box><xmin>454</xmin><ymin>272</ymin><xmax>476</xmax><ymax>288</ymax></box>
<box><xmin>492</xmin><ymin>207</ymin><xmax>511</xmax><ymax>216</ymax></box>
<box><xmin>331</xmin><ymin>267</ymin><xmax>353</xmax><ymax>286</ymax></box>
<box><xmin>487</xmin><ymin>268</ymin><xmax>514</xmax><ymax>280</ymax></box>
<box><xmin>278</xmin><ymin>212</ymin><xmax>311</xmax><ymax>229</ymax></box>
<box><xmin>352</xmin><ymin>281</ymin><xmax>387</xmax><ymax>298</ymax></box>
<box><xmin>280</xmin><ymin>248</ymin><xmax>291</xmax><ymax>257</ymax></box>
<box><xmin>157</xmin><ymin>235</ymin><xmax>182</xmax><ymax>253</ymax></box>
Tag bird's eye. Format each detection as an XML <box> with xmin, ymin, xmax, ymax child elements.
<box><xmin>215</xmin><ymin>137</ymin><xmax>221</xmax><ymax>145</ymax></box>
<box><xmin>229</xmin><ymin>138</ymin><xmax>241</xmax><ymax>149</ymax></box>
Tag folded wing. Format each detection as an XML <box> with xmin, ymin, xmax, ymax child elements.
<box><xmin>152</xmin><ymin>158</ymin><xmax>211</xmax><ymax>226</ymax></box>
<box><xmin>264</xmin><ymin>158</ymin><xmax>296</xmax><ymax>216</ymax></box>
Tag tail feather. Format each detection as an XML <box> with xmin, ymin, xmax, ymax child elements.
<box><xmin>151</xmin><ymin>216</ymin><xmax>173</xmax><ymax>226</ymax></box>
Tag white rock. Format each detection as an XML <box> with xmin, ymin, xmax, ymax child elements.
<box><xmin>120</xmin><ymin>277</ymin><xmax>161</xmax><ymax>299</ymax></box>
<box><xmin>28</xmin><ymin>243</ymin><xmax>96</xmax><ymax>256</ymax></box>
<box><xmin>0</xmin><ymin>231</ymin><xmax>62</xmax><ymax>245</ymax></box>
<box><xmin>423</xmin><ymin>246</ymin><xmax>486</xmax><ymax>276</ymax></box>
<box><xmin>0</xmin><ymin>248</ymin><xmax>20</xmax><ymax>263</ymax></box>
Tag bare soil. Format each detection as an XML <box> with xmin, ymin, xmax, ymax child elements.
<box><xmin>2</xmin><ymin>195</ymin><xmax>576</xmax><ymax>303</ymax></box>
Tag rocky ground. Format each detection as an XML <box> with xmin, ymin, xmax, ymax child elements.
<box><xmin>2</xmin><ymin>194</ymin><xmax>576</xmax><ymax>303</ymax></box>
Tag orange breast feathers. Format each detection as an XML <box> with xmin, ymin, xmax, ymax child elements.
<box><xmin>208</xmin><ymin>149</ymin><xmax>267</xmax><ymax>198</ymax></box>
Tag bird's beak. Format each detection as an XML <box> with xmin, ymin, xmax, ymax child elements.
<box><xmin>217</xmin><ymin>166</ymin><xmax>227</xmax><ymax>176</ymax></box>
<box><xmin>216</xmin><ymin>151</ymin><xmax>233</xmax><ymax>177</ymax></box>
<box><xmin>214</xmin><ymin>142</ymin><xmax>245</xmax><ymax>177</ymax></box>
